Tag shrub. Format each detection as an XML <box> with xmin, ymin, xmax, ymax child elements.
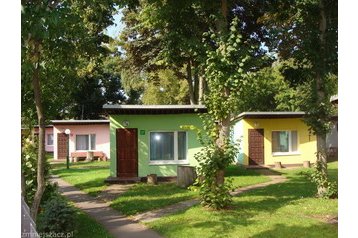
<box><xmin>310</xmin><ymin>160</ymin><xmax>338</xmax><ymax>199</ymax></box>
<box><xmin>192</xmin><ymin>143</ymin><xmax>237</xmax><ymax>209</ymax></box>
<box><xmin>37</xmin><ymin>196</ymin><xmax>77</xmax><ymax>236</ymax></box>
<box><xmin>22</xmin><ymin>136</ymin><xmax>56</xmax><ymax>207</ymax></box>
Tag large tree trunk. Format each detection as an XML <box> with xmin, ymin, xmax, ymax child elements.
<box><xmin>30</xmin><ymin>41</ymin><xmax>46</xmax><ymax>221</ymax></box>
<box><xmin>193</xmin><ymin>68</ymin><xmax>199</xmax><ymax>104</ymax></box>
<box><xmin>316</xmin><ymin>133</ymin><xmax>328</xmax><ymax>195</ymax></box>
<box><xmin>186</xmin><ymin>60</ymin><xmax>196</xmax><ymax>105</ymax></box>
<box><xmin>315</xmin><ymin>0</ymin><xmax>328</xmax><ymax>196</ymax></box>
<box><xmin>198</xmin><ymin>76</ymin><xmax>205</xmax><ymax>105</ymax></box>
<box><xmin>214</xmin><ymin>0</ymin><xmax>230</xmax><ymax>186</ymax></box>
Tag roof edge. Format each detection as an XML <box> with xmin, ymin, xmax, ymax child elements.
<box><xmin>233</xmin><ymin>111</ymin><xmax>306</xmax><ymax>121</ymax></box>
<box><xmin>102</xmin><ymin>104</ymin><xmax>207</xmax><ymax>115</ymax></box>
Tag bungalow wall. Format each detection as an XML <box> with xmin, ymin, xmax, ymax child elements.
<box><xmin>109</xmin><ymin>114</ymin><xmax>204</xmax><ymax>178</ymax></box>
<box><xmin>234</xmin><ymin>118</ymin><xmax>317</xmax><ymax>166</ymax></box>
<box><xmin>53</xmin><ymin>124</ymin><xmax>110</xmax><ymax>160</ymax></box>
<box><xmin>33</xmin><ymin>126</ymin><xmax>54</xmax><ymax>153</ymax></box>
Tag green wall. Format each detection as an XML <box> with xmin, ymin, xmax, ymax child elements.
<box><xmin>109</xmin><ymin>114</ymin><xmax>204</xmax><ymax>177</ymax></box>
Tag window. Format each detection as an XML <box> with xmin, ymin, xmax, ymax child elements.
<box><xmin>76</xmin><ymin>134</ymin><xmax>96</xmax><ymax>150</ymax></box>
<box><xmin>149</xmin><ymin>131</ymin><xmax>187</xmax><ymax>164</ymax></box>
<box><xmin>272</xmin><ymin>131</ymin><xmax>298</xmax><ymax>154</ymax></box>
<box><xmin>47</xmin><ymin>134</ymin><xmax>54</xmax><ymax>146</ymax></box>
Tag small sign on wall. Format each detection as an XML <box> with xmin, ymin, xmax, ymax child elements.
<box><xmin>140</xmin><ymin>130</ymin><xmax>145</xmax><ymax>135</ymax></box>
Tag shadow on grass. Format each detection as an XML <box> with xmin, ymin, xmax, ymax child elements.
<box><xmin>53</xmin><ymin>168</ymin><xmax>109</xmax><ymax>196</ymax></box>
<box><xmin>72</xmin><ymin>178</ymin><xmax>108</xmax><ymax>196</ymax></box>
<box><xmin>225</xmin><ymin>165</ymin><xmax>275</xmax><ymax>177</ymax></box>
<box><xmin>52</xmin><ymin>167</ymin><xmax>108</xmax><ymax>176</ymax></box>
<box><xmin>110</xmin><ymin>183</ymin><xmax>196</xmax><ymax>215</ymax></box>
<box><xmin>251</xmin><ymin>223</ymin><xmax>337</xmax><ymax>238</ymax></box>
<box><xmin>50</xmin><ymin>161</ymin><xmax>109</xmax><ymax>170</ymax></box>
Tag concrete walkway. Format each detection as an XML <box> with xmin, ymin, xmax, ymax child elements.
<box><xmin>50</xmin><ymin>176</ymin><xmax>163</xmax><ymax>238</ymax></box>
<box><xmin>132</xmin><ymin>170</ymin><xmax>287</xmax><ymax>223</ymax></box>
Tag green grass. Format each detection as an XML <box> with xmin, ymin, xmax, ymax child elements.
<box><xmin>111</xmin><ymin>183</ymin><xmax>197</xmax><ymax>216</ymax></box>
<box><xmin>51</xmin><ymin>161</ymin><xmax>271</xmax><ymax>216</ymax></box>
<box><xmin>111</xmin><ymin>165</ymin><xmax>270</xmax><ymax>216</ymax></box>
<box><xmin>51</xmin><ymin>161</ymin><xmax>110</xmax><ymax>196</ymax></box>
<box><xmin>75</xmin><ymin>209</ymin><xmax>113</xmax><ymax>238</ymax></box>
<box><xmin>147</xmin><ymin>162</ymin><xmax>338</xmax><ymax>238</ymax></box>
<box><xmin>226</xmin><ymin>165</ymin><xmax>271</xmax><ymax>188</ymax></box>
<box><xmin>45</xmin><ymin>152</ymin><xmax>54</xmax><ymax>161</ymax></box>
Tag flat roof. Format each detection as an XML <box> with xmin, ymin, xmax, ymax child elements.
<box><xmin>233</xmin><ymin>111</ymin><xmax>305</xmax><ymax>121</ymax></box>
<box><xmin>330</xmin><ymin>95</ymin><xmax>338</xmax><ymax>103</ymax></box>
<box><xmin>102</xmin><ymin>104</ymin><xmax>207</xmax><ymax>114</ymax></box>
<box><xmin>51</xmin><ymin>120</ymin><xmax>109</xmax><ymax>125</ymax></box>
<box><xmin>33</xmin><ymin>125</ymin><xmax>54</xmax><ymax>128</ymax></box>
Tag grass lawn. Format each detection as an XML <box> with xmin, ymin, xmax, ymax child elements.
<box><xmin>226</xmin><ymin>165</ymin><xmax>270</xmax><ymax>188</ymax></box>
<box><xmin>51</xmin><ymin>161</ymin><xmax>110</xmax><ymax>196</ymax></box>
<box><xmin>75</xmin><ymin>209</ymin><xmax>113</xmax><ymax>238</ymax></box>
<box><xmin>147</xmin><ymin>162</ymin><xmax>338</xmax><ymax>238</ymax></box>
<box><xmin>111</xmin><ymin>165</ymin><xmax>270</xmax><ymax>216</ymax></box>
<box><xmin>51</xmin><ymin>161</ymin><xmax>271</xmax><ymax>216</ymax></box>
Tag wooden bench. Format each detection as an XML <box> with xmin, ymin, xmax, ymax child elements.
<box><xmin>70</xmin><ymin>151</ymin><xmax>108</xmax><ymax>162</ymax></box>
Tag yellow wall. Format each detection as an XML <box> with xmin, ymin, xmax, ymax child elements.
<box><xmin>241</xmin><ymin>118</ymin><xmax>317</xmax><ymax>166</ymax></box>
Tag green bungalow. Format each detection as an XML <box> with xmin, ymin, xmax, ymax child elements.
<box><xmin>102</xmin><ymin>105</ymin><xmax>207</xmax><ymax>182</ymax></box>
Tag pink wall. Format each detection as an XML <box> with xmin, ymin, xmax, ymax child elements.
<box><xmin>45</xmin><ymin>127</ymin><xmax>54</xmax><ymax>152</ymax></box>
<box><xmin>33</xmin><ymin>127</ymin><xmax>54</xmax><ymax>152</ymax></box>
<box><xmin>53</xmin><ymin>124</ymin><xmax>110</xmax><ymax>160</ymax></box>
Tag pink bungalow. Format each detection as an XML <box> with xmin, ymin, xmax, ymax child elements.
<box><xmin>34</xmin><ymin>125</ymin><xmax>55</xmax><ymax>153</ymax></box>
<box><xmin>51</xmin><ymin>120</ymin><xmax>110</xmax><ymax>161</ymax></box>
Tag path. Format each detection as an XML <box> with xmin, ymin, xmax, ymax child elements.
<box><xmin>50</xmin><ymin>176</ymin><xmax>163</xmax><ymax>238</ymax></box>
<box><xmin>132</xmin><ymin>169</ymin><xmax>287</xmax><ymax>223</ymax></box>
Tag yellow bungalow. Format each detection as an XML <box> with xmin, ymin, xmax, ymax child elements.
<box><xmin>232</xmin><ymin>112</ymin><xmax>317</xmax><ymax>167</ymax></box>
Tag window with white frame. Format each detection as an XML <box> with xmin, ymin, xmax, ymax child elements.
<box><xmin>47</xmin><ymin>134</ymin><xmax>54</xmax><ymax>146</ymax></box>
<box><xmin>76</xmin><ymin>134</ymin><xmax>96</xmax><ymax>151</ymax></box>
<box><xmin>272</xmin><ymin>131</ymin><xmax>298</xmax><ymax>154</ymax></box>
<box><xmin>149</xmin><ymin>131</ymin><xmax>187</xmax><ymax>164</ymax></box>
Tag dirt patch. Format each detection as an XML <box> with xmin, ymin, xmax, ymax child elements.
<box><xmin>310</xmin><ymin>215</ymin><xmax>338</xmax><ymax>224</ymax></box>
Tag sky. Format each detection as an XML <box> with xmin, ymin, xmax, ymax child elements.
<box><xmin>105</xmin><ymin>9</ymin><xmax>124</xmax><ymax>39</ymax></box>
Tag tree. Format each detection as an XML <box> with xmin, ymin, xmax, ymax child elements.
<box><xmin>238</xmin><ymin>65</ymin><xmax>289</xmax><ymax>112</ymax></box>
<box><xmin>195</xmin><ymin>6</ymin><xmax>267</xmax><ymax>207</ymax></box>
<box><xmin>119</xmin><ymin>1</ymin><xmax>209</xmax><ymax>105</ymax></box>
<box><xmin>21</xmin><ymin>0</ymin><xmax>117</xmax><ymax>220</ymax></box>
<box><xmin>70</xmin><ymin>55</ymin><xmax>127</xmax><ymax>119</ymax></box>
<box><xmin>141</xmin><ymin>69</ymin><xmax>189</xmax><ymax>104</ymax></box>
<box><xmin>261</xmin><ymin>0</ymin><xmax>338</xmax><ymax>197</ymax></box>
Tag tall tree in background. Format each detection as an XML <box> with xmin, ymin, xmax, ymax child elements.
<box><xmin>262</xmin><ymin>0</ymin><xmax>338</xmax><ymax>197</ymax></box>
<box><xmin>71</xmin><ymin>55</ymin><xmax>126</xmax><ymax>119</ymax></box>
<box><xmin>118</xmin><ymin>0</ymin><xmax>271</xmax><ymax>105</ymax></box>
<box><xmin>21</xmin><ymin>0</ymin><xmax>116</xmax><ymax>220</ymax></box>
<box><xmin>118</xmin><ymin>1</ymin><xmax>209</xmax><ymax>104</ymax></box>
<box><xmin>141</xmin><ymin>69</ymin><xmax>189</xmax><ymax>104</ymax></box>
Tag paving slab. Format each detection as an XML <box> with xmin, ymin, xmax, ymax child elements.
<box><xmin>50</xmin><ymin>176</ymin><xmax>163</xmax><ymax>238</ymax></box>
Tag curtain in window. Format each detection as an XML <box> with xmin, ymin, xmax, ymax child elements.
<box><xmin>47</xmin><ymin>134</ymin><xmax>54</xmax><ymax>145</ymax></box>
<box><xmin>76</xmin><ymin>135</ymin><xmax>89</xmax><ymax>150</ymax></box>
<box><xmin>178</xmin><ymin>132</ymin><xmax>187</xmax><ymax>160</ymax></box>
<box><xmin>150</xmin><ymin>132</ymin><xmax>174</xmax><ymax>160</ymax></box>
<box><xmin>291</xmin><ymin>131</ymin><xmax>298</xmax><ymax>152</ymax></box>
<box><xmin>272</xmin><ymin>131</ymin><xmax>289</xmax><ymax>152</ymax></box>
<box><xmin>90</xmin><ymin>134</ymin><xmax>96</xmax><ymax>150</ymax></box>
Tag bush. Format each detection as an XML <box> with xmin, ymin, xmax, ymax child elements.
<box><xmin>192</xmin><ymin>143</ymin><xmax>237</xmax><ymax>209</ymax></box>
<box><xmin>37</xmin><ymin>196</ymin><xmax>77</xmax><ymax>236</ymax></box>
<box><xmin>22</xmin><ymin>135</ymin><xmax>56</xmax><ymax>207</ymax></box>
<box><xmin>310</xmin><ymin>160</ymin><xmax>338</xmax><ymax>199</ymax></box>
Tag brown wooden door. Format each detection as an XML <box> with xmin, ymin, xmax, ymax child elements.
<box><xmin>57</xmin><ymin>133</ymin><xmax>68</xmax><ymax>160</ymax></box>
<box><xmin>248</xmin><ymin>129</ymin><xmax>264</xmax><ymax>165</ymax></box>
<box><xmin>116</xmin><ymin>128</ymin><xmax>138</xmax><ymax>178</ymax></box>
